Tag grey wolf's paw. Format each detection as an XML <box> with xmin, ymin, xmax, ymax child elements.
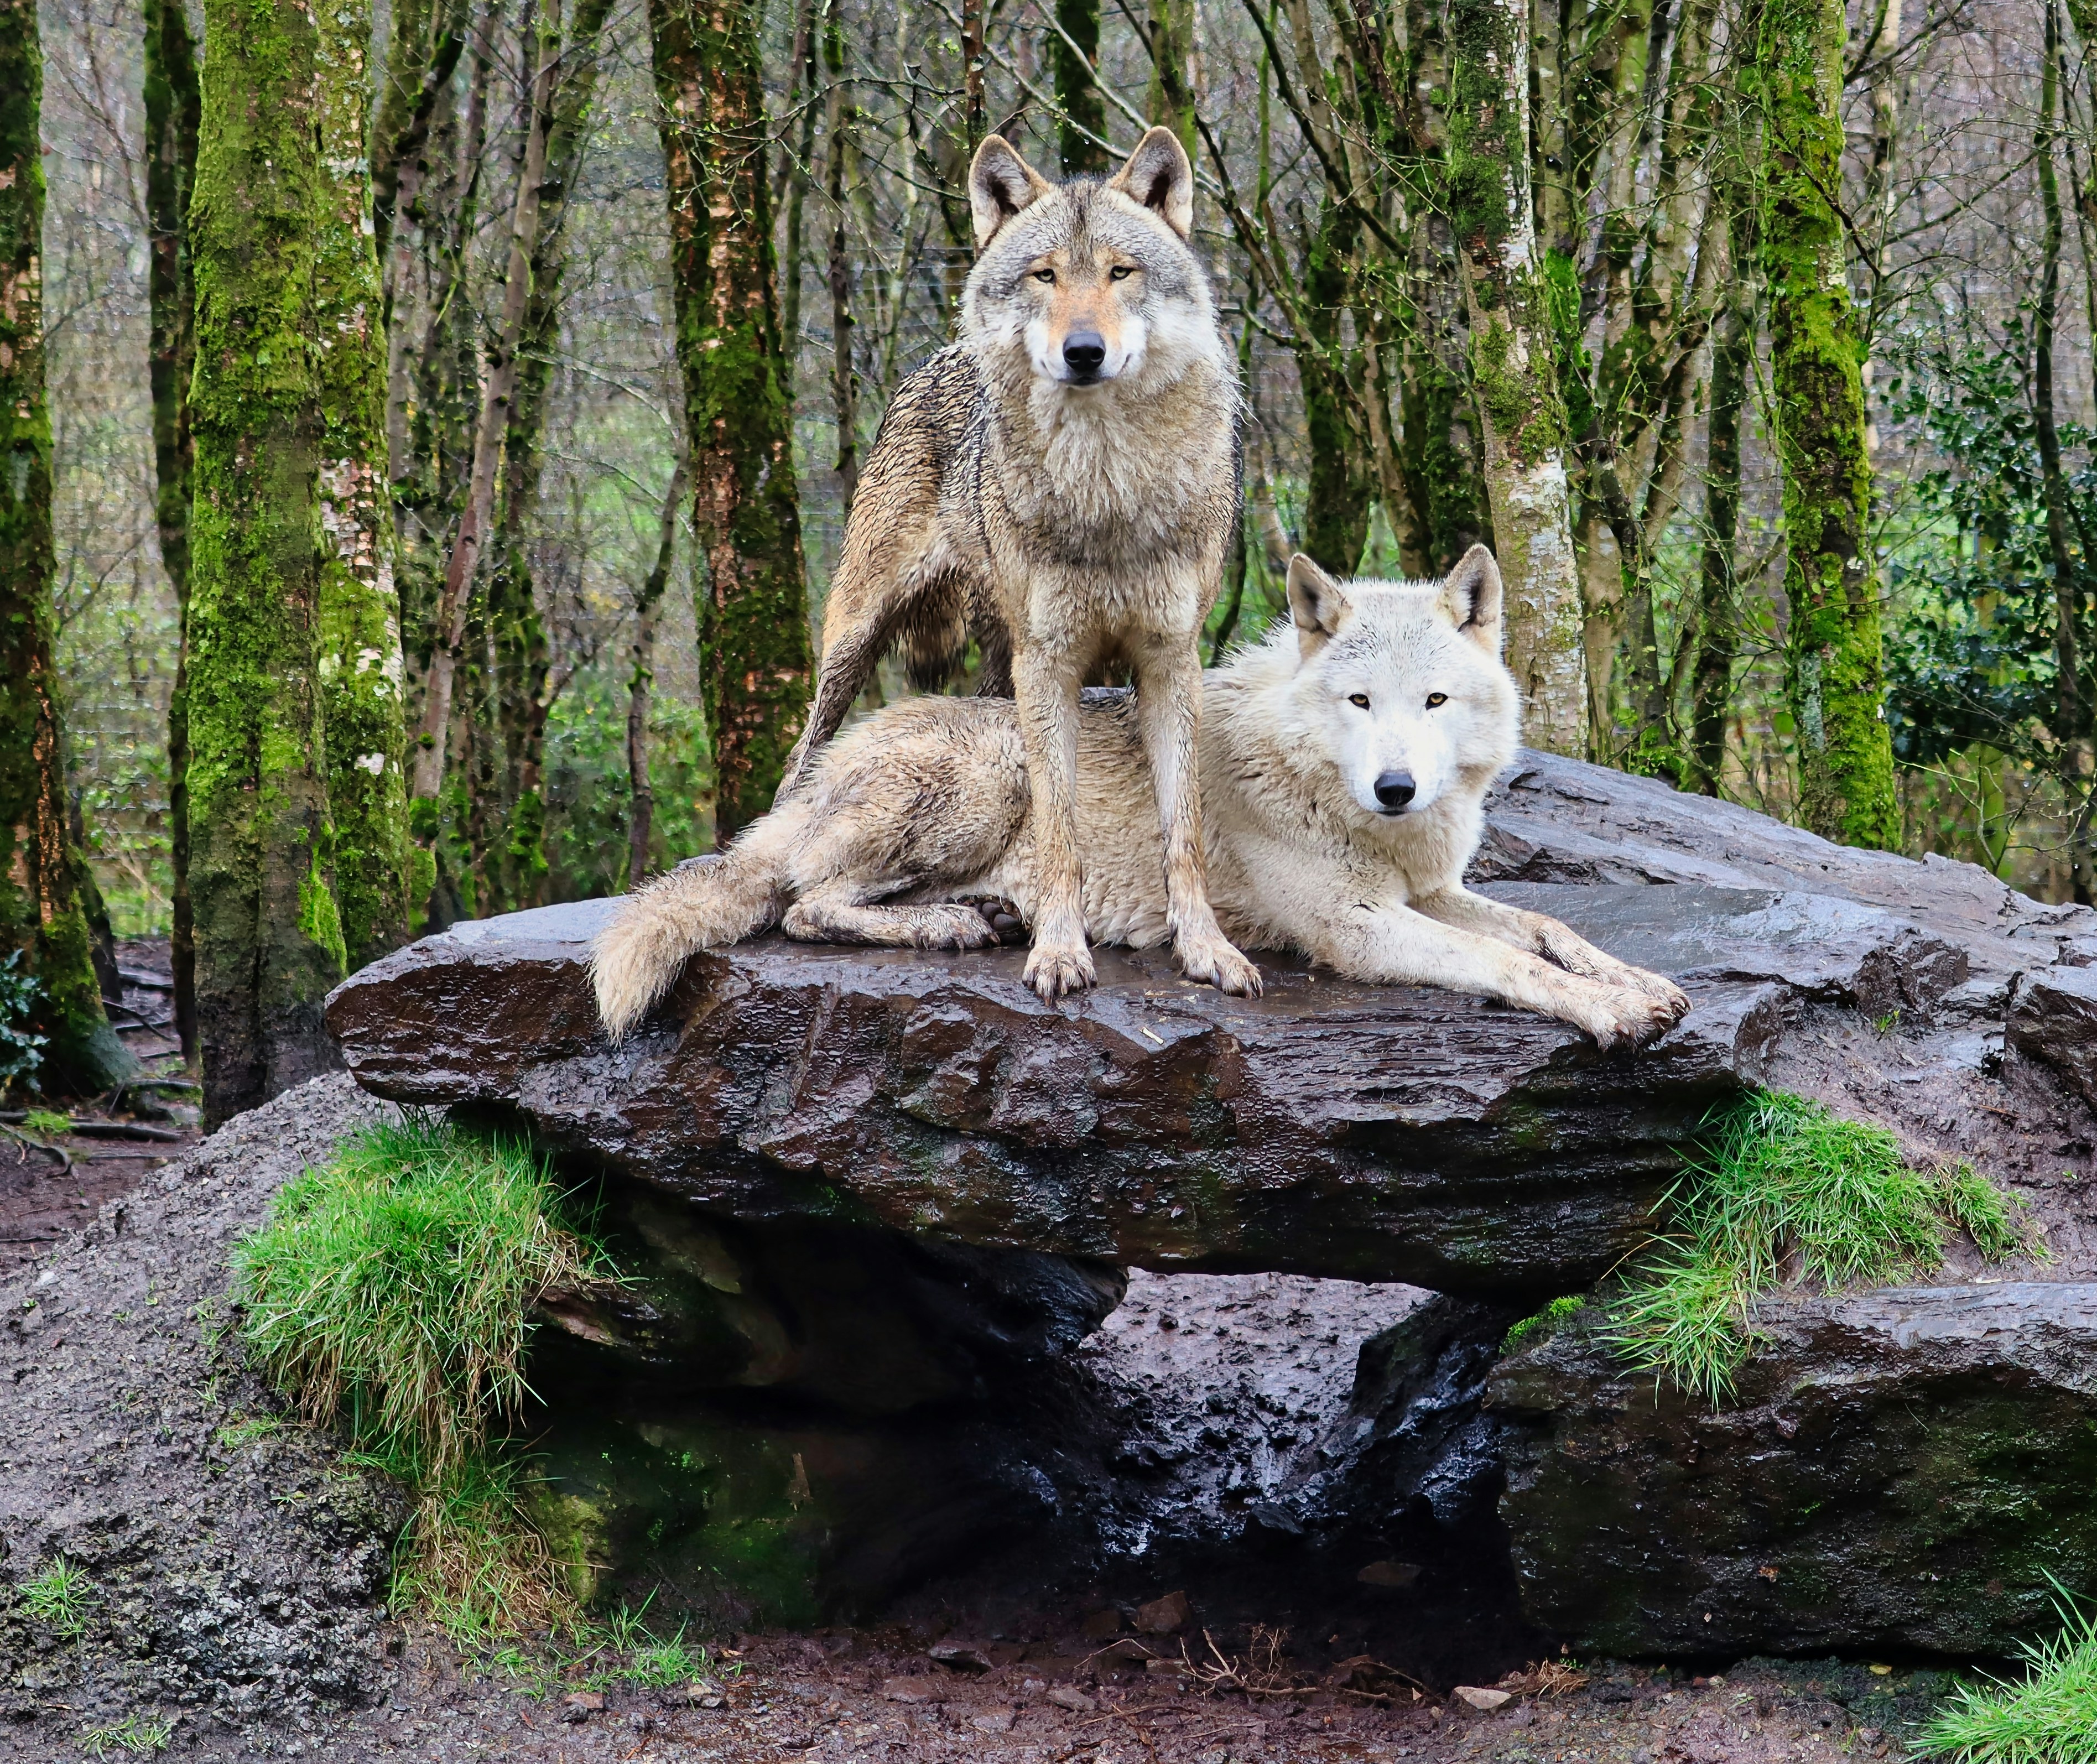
<box><xmin>1177</xmin><ymin>930</ymin><xmax>1262</xmax><ymax>998</ymax></box>
<box><xmin>910</xmin><ymin>905</ymin><xmax>1005</xmax><ymax>951</ymax></box>
<box><xmin>1024</xmin><ymin>939</ymin><xmax>1097</xmax><ymax>1000</ymax></box>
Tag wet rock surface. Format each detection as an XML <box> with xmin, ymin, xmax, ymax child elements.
<box><xmin>329</xmin><ymin>902</ymin><xmax>1754</xmax><ymax>1299</ymax></box>
<box><xmin>1489</xmin><ymin>1283</ymin><xmax>2097</xmax><ymax>1659</ymax></box>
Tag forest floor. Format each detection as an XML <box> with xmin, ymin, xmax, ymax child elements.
<box><xmin>0</xmin><ymin>950</ymin><xmax>1968</xmax><ymax>1763</ymax></box>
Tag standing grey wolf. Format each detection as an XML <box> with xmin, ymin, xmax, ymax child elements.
<box><xmin>777</xmin><ymin>125</ymin><xmax>1255</xmax><ymax>1003</ymax></box>
<box><xmin>594</xmin><ymin>548</ymin><xmax>1692</xmax><ymax>1050</ymax></box>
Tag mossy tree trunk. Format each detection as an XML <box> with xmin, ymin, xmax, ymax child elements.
<box><xmin>627</xmin><ymin>461</ymin><xmax>686</xmax><ymax>887</ymax></box>
<box><xmin>1053</xmin><ymin>0</ymin><xmax>1107</xmax><ymax>173</ymax></box>
<box><xmin>1443</xmin><ymin>0</ymin><xmax>1588</xmax><ymax>756</ymax></box>
<box><xmin>144</xmin><ymin>0</ymin><xmax>201</xmax><ymax>1063</ymax></box>
<box><xmin>1753</xmin><ymin>0</ymin><xmax>1898</xmax><ymax>847</ymax></box>
<box><xmin>1688</xmin><ymin>252</ymin><xmax>1753</xmax><ymax>797</ymax></box>
<box><xmin>189</xmin><ymin>0</ymin><xmax>347</xmax><ymax>1121</ymax></box>
<box><xmin>1145</xmin><ymin>0</ymin><xmax>1196</xmax><ymax>153</ymax></box>
<box><xmin>0</xmin><ymin>0</ymin><xmax>131</xmax><ymax>1094</ymax></box>
<box><xmin>317</xmin><ymin>0</ymin><xmax>413</xmax><ymax>970</ymax></box>
<box><xmin>649</xmin><ymin>0</ymin><xmax>812</xmax><ymax>844</ymax></box>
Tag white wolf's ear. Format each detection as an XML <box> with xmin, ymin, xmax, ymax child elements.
<box><xmin>1439</xmin><ymin>544</ymin><xmax>1504</xmax><ymax>653</ymax></box>
<box><xmin>1106</xmin><ymin>126</ymin><xmax>1195</xmax><ymax>240</ymax></box>
<box><xmin>1286</xmin><ymin>554</ymin><xmax>1352</xmax><ymax>658</ymax></box>
<box><xmin>969</xmin><ymin>134</ymin><xmax>1055</xmax><ymax>251</ymax></box>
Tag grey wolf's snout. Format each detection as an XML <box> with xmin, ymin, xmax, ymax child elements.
<box><xmin>1373</xmin><ymin>770</ymin><xmax>1417</xmax><ymax>812</ymax></box>
<box><xmin>1063</xmin><ymin>331</ymin><xmax>1107</xmax><ymax>379</ymax></box>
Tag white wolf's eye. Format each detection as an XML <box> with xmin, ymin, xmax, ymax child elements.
<box><xmin>1348</xmin><ymin>694</ymin><xmax>1370</xmax><ymax>709</ymax></box>
<box><xmin>1425</xmin><ymin>692</ymin><xmax>1448</xmax><ymax>708</ymax></box>
<box><xmin>1033</xmin><ymin>268</ymin><xmax>1055</xmax><ymax>284</ymax></box>
<box><xmin>1110</xmin><ymin>264</ymin><xmax>1134</xmax><ymax>280</ymax></box>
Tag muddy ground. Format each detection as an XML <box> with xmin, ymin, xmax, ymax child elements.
<box><xmin>0</xmin><ymin>1051</ymin><xmax>1975</xmax><ymax>1762</ymax></box>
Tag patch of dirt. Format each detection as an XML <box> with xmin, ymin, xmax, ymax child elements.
<box><xmin>0</xmin><ymin>937</ymin><xmax>201</xmax><ymax>1280</ymax></box>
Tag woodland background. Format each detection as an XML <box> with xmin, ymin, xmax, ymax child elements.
<box><xmin>12</xmin><ymin>0</ymin><xmax>2097</xmax><ymax>1104</ymax></box>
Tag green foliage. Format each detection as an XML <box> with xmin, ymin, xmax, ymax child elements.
<box><xmin>1918</xmin><ymin>1584</ymin><xmax>2097</xmax><ymax>1762</ymax></box>
<box><xmin>543</xmin><ymin>674</ymin><xmax>712</xmax><ymax>899</ymax></box>
<box><xmin>78</xmin><ymin>1716</ymin><xmax>173</xmax><ymax>1758</ymax></box>
<box><xmin>1610</xmin><ymin>1093</ymin><xmax>2032</xmax><ymax>1402</ymax></box>
<box><xmin>17</xmin><ymin>1556</ymin><xmax>93</xmax><ymax>1638</ymax></box>
<box><xmin>20</xmin><ymin>1107</ymin><xmax>69</xmax><ymax>1136</ymax></box>
<box><xmin>236</xmin><ymin>1115</ymin><xmax>607</xmax><ymax>1473</ymax></box>
<box><xmin>0</xmin><ymin>951</ymin><xmax>47</xmax><ymax>1090</ymax></box>
<box><xmin>236</xmin><ymin>1116</ymin><xmax>615</xmax><ymax>1637</ymax></box>
<box><xmin>1503</xmin><ymin>1294</ymin><xmax>1587</xmax><ymax>1355</ymax></box>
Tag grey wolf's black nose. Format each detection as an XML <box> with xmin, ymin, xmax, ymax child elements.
<box><xmin>1373</xmin><ymin>771</ymin><xmax>1416</xmax><ymax>810</ymax></box>
<box><xmin>1063</xmin><ymin>331</ymin><xmax>1107</xmax><ymax>376</ymax></box>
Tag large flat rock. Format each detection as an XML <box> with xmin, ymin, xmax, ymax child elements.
<box><xmin>327</xmin><ymin>895</ymin><xmax>1779</xmax><ymax>1298</ymax></box>
<box><xmin>1489</xmin><ymin>1282</ymin><xmax>2097</xmax><ymax>1657</ymax></box>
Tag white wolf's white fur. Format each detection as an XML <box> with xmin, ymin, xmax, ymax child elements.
<box><xmin>592</xmin><ymin>548</ymin><xmax>1691</xmax><ymax>1049</ymax></box>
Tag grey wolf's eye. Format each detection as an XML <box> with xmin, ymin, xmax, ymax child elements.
<box><xmin>1110</xmin><ymin>264</ymin><xmax>1134</xmax><ymax>280</ymax></box>
<box><xmin>1425</xmin><ymin>692</ymin><xmax>1448</xmax><ymax>708</ymax></box>
<box><xmin>1348</xmin><ymin>694</ymin><xmax>1370</xmax><ymax>709</ymax></box>
<box><xmin>1033</xmin><ymin>269</ymin><xmax>1055</xmax><ymax>284</ymax></box>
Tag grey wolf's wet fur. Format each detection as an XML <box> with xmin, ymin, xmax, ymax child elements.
<box><xmin>779</xmin><ymin>127</ymin><xmax>1254</xmax><ymax>1002</ymax></box>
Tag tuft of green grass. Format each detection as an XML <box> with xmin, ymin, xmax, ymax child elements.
<box><xmin>235</xmin><ymin>1115</ymin><xmax>607</xmax><ymax>1475</ymax></box>
<box><xmin>1610</xmin><ymin>1092</ymin><xmax>2034</xmax><ymax>1403</ymax></box>
<box><xmin>79</xmin><ymin>1716</ymin><xmax>171</xmax><ymax>1758</ymax></box>
<box><xmin>21</xmin><ymin>1109</ymin><xmax>71</xmax><ymax>1138</ymax></box>
<box><xmin>213</xmin><ymin>1416</ymin><xmax>283</xmax><ymax>1451</ymax></box>
<box><xmin>235</xmin><ymin>1115</ymin><xmax>613</xmax><ymax>1637</ymax></box>
<box><xmin>18</xmin><ymin>1557</ymin><xmax>93</xmax><ymax>1638</ymax></box>
<box><xmin>1917</xmin><ymin>1585</ymin><xmax>2097</xmax><ymax>1762</ymax></box>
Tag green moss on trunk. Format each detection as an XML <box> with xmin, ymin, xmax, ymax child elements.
<box><xmin>648</xmin><ymin>0</ymin><xmax>811</xmax><ymax>844</ymax></box>
<box><xmin>1053</xmin><ymin>0</ymin><xmax>1107</xmax><ymax>173</ymax></box>
<box><xmin>145</xmin><ymin>0</ymin><xmax>201</xmax><ymax>1063</ymax></box>
<box><xmin>0</xmin><ymin>0</ymin><xmax>130</xmax><ymax>1094</ymax></box>
<box><xmin>1753</xmin><ymin>0</ymin><xmax>1898</xmax><ymax>849</ymax></box>
<box><xmin>1442</xmin><ymin>0</ymin><xmax>1588</xmax><ymax>757</ymax></box>
<box><xmin>190</xmin><ymin>0</ymin><xmax>347</xmax><ymax>1120</ymax></box>
<box><xmin>316</xmin><ymin>0</ymin><xmax>412</xmax><ymax>971</ymax></box>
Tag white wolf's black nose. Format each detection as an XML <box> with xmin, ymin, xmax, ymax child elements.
<box><xmin>1063</xmin><ymin>332</ymin><xmax>1107</xmax><ymax>377</ymax></box>
<box><xmin>1373</xmin><ymin>771</ymin><xmax>1416</xmax><ymax>811</ymax></box>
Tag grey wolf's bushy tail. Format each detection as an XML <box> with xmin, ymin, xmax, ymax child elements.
<box><xmin>590</xmin><ymin>806</ymin><xmax>804</xmax><ymax>1041</ymax></box>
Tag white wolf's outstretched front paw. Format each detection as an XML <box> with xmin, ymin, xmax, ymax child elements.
<box><xmin>1577</xmin><ymin>984</ymin><xmax>1689</xmax><ymax>1052</ymax></box>
<box><xmin>1024</xmin><ymin>938</ymin><xmax>1097</xmax><ymax>1000</ymax></box>
<box><xmin>1177</xmin><ymin>929</ymin><xmax>1262</xmax><ymax>998</ymax></box>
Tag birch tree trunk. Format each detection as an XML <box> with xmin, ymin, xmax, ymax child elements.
<box><xmin>0</xmin><ymin>0</ymin><xmax>130</xmax><ymax>1092</ymax></box>
<box><xmin>649</xmin><ymin>0</ymin><xmax>813</xmax><ymax>844</ymax></box>
<box><xmin>144</xmin><ymin>0</ymin><xmax>201</xmax><ymax>1063</ymax></box>
<box><xmin>1754</xmin><ymin>0</ymin><xmax>1898</xmax><ymax>846</ymax></box>
<box><xmin>189</xmin><ymin>0</ymin><xmax>346</xmax><ymax>1121</ymax></box>
<box><xmin>1444</xmin><ymin>0</ymin><xmax>1588</xmax><ymax>756</ymax></box>
<box><xmin>317</xmin><ymin>0</ymin><xmax>413</xmax><ymax>969</ymax></box>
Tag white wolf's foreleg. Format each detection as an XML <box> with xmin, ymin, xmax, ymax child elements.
<box><xmin>1012</xmin><ymin>644</ymin><xmax>1095</xmax><ymax>999</ymax></box>
<box><xmin>1411</xmin><ymin>886</ymin><xmax>1692</xmax><ymax>1017</ymax></box>
<box><xmin>1309</xmin><ymin>905</ymin><xmax>1685</xmax><ymax>1049</ymax></box>
<box><xmin>1132</xmin><ymin>632</ymin><xmax>1261</xmax><ymax>998</ymax></box>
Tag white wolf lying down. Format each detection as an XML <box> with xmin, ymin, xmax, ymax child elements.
<box><xmin>592</xmin><ymin>546</ymin><xmax>1692</xmax><ymax>1049</ymax></box>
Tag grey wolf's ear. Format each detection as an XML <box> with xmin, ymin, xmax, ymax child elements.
<box><xmin>1286</xmin><ymin>554</ymin><xmax>1352</xmax><ymax>658</ymax></box>
<box><xmin>1439</xmin><ymin>544</ymin><xmax>1503</xmax><ymax>653</ymax></box>
<box><xmin>1106</xmin><ymin>126</ymin><xmax>1195</xmax><ymax>239</ymax></box>
<box><xmin>969</xmin><ymin>134</ymin><xmax>1055</xmax><ymax>251</ymax></box>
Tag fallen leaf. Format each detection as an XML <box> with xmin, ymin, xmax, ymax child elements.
<box><xmin>1047</xmin><ymin>1685</ymin><xmax>1098</xmax><ymax>1713</ymax></box>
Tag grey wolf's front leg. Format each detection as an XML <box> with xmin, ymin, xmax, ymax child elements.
<box><xmin>1132</xmin><ymin>636</ymin><xmax>1260</xmax><ymax>997</ymax></box>
<box><xmin>1315</xmin><ymin>906</ymin><xmax>1683</xmax><ymax>1049</ymax></box>
<box><xmin>1012</xmin><ymin>646</ymin><xmax>1095</xmax><ymax>999</ymax></box>
<box><xmin>1413</xmin><ymin>886</ymin><xmax>1692</xmax><ymax>1021</ymax></box>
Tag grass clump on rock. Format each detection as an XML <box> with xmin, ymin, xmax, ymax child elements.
<box><xmin>1609</xmin><ymin>1091</ymin><xmax>2031</xmax><ymax>1403</ymax></box>
<box><xmin>1919</xmin><ymin>1585</ymin><xmax>2097</xmax><ymax>1762</ymax></box>
<box><xmin>235</xmin><ymin>1115</ymin><xmax>612</xmax><ymax>1637</ymax></box>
